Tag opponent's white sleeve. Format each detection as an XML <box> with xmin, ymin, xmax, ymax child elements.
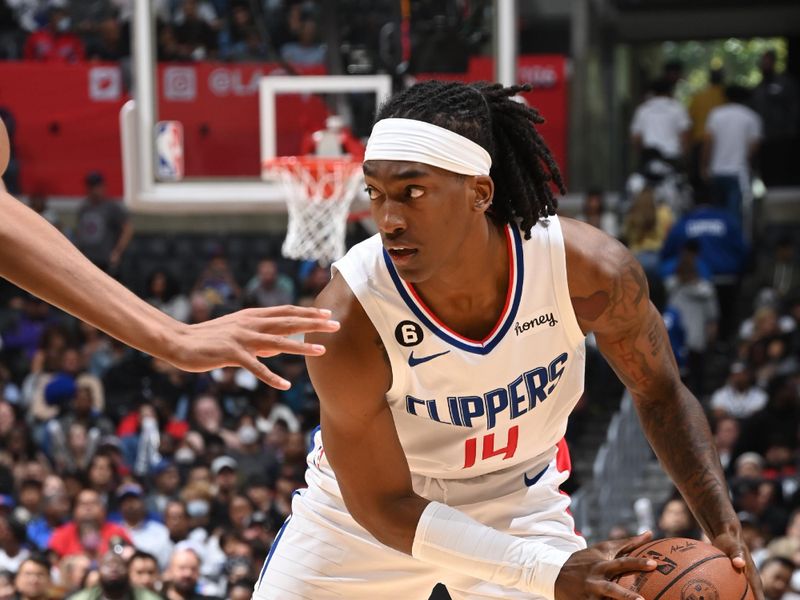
<box><xmin>412</xmin><ymin>501</ymin><xmax>572</xmax><ymax>600</ymax></box>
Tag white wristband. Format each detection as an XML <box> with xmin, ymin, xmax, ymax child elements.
<box><xmin>411</xmin><ymin>501</ymin><xmax>572</xmax><ymax>600</ymax></box>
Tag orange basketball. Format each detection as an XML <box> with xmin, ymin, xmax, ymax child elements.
<box><xmin>615</xmin><ymin>537</ymin><xmax>754</xmax><ymax>600</ymax></box>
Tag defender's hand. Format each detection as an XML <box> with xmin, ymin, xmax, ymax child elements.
<box><xmin>555</xmin><ymin>531</ymin><xmax>656</xmax><ymax>600</ymax></box>
<box><xmin>168</xmin><ymin>305</ymin><xmax>340</xmax><ymax>389</ymax></box>
<box><xmin>711</xmin><ymin>530</ymin><xmax>764</xmax><ymax>600</ymax></box>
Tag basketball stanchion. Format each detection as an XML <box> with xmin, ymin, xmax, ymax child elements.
<box><xmin>263</xmin><ymin>156</ymin><xmax>364</xmax><ymax>266</ymax></box>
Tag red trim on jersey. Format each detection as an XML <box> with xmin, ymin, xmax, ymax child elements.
<box><xmin>406</xmin><ymin>225</ymin><xmax>515</xmax><ymax>345</ymax></box>
<box><xmin>555</xmin><ymin>438</ymin><xmax>583</xmax><ymax>537</ymax></box>
<box><xmin>555</xmin><ymin>437</ymin><xmax>572</xmax><ymax>474</ymax></box>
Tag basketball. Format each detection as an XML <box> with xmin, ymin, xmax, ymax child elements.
<box><xmin>615</xmin><ymin>538</ymin><xmax>754</xmax><ymax>600</ymax></box>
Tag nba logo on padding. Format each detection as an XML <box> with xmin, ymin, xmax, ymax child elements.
<box><xmin>155</xmin><ymin>121</ymin><xmax>184</xmax><ymax>182</ymax></box>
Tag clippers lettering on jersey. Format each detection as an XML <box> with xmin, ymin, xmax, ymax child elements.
<box><xmin>513</xmin><ymin>309</ymin><xmax>558</xmax><ymax>337</ymax></box>
<box><xmin>404</xmin><ymin>352</ymin><xmax>568</xmax><ymax>429</ymax></box>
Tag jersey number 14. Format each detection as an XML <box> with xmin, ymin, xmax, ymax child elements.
<box><xmin>463</xmin><ymin>425</ymin><xmax>519</xmax><ymax>468</ymax></box>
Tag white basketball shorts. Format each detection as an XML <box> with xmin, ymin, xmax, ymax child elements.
<box><xmin>251</xmin><ymin>449</ymin><xmax>585</xmax><ymax>600</ymax></box>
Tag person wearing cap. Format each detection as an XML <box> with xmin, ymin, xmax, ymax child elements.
<box><xmin>209</xmin><ymin>456</ymin><xmax>237</xmax><ymax>529</ymax></box>
<box><xmin>117</xmin><ymin>483</ymin><xmax>172</xmax><ymax>571</ymax></box>
<box><xmin>231</xmin><ymin>424</ymin><xmax>277</xmax><ymax>484</ymax></box>
<box><xmin>0</xmin><ymin>116</ymin><xmax>339</xmax><ymax>391</ymax></box>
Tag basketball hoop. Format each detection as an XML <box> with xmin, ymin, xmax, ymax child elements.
<box><xmin>263</xmin><ymin>156</ymin><xmax>364</xmax><ymax>266</ymax></box>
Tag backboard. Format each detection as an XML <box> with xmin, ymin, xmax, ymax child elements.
<box><xmin>121</xmin><ymin>0</ymin><xmax>391</xmax><ymax>214</ymax></box>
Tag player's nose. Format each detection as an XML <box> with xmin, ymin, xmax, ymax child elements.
<box><xmin>374</xmin><ymin>200</ymin><xmax>406</xmax><ymax>236</ymax></box>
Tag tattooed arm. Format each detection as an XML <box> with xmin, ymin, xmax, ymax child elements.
<box><xmin>561</xmin><ymin>218</ymin><xmax>763</xmax><ymax>599</ymax></box>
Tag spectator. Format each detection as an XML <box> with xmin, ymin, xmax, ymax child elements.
<box><xmin>242</xmin><ymin>259</ymin><xmax>294</xmax><ymax>309</ymax></box>
<box><xmin>0</xmin><ymin>0</ymin><xmax>20</xmax><ymax>59</ymax></box>
<box><xmin>163</xmin><ymin>501</ymin><xmax>190</xmax><ymax>547</ymax></box>
<box><xmin>253</xmin><ymin>383</ymin><xmax>300</xmax><ymax>435</ymax></box>
<box><xmin>664</xmin><ymin>246</ymin><xmax>719</xmax><ymax>395</ymax></box>
<box><xmin>218</xmin><ymin>2</ymin><xmax>269</xmax><ymax>61</ymax></box>
<box><xmin>231</xmin><ymin>422</ymin><xmax>277</xmax><ymax>483</ymax></box>
<box><xmin>710</xmin><ymin>361</ymin><xmax>768</xmax><ymax>420</ymax></box>
<box><xmin>117</xmin><ymin>483</ymin><xmax>172</xmax><ymax>570</ymax></box>
<box><xmin>0</xmin><ymin>568</ymin><xmax>12</xmax><ymax>599</ymax></box>
<box><xmin>749</xmin><ymin>236</ymin><xmax>800</xmax><ymax>304</ymax></box>
<box><xmin>656</xmin><ymin>496</ymin><xmax>698</xmax><ymax>539</ymax></box>
<box><xmin>191</xmin><ymin>256</ymin><xmax>240</xmax><ymax>310</ymax></box>
<box><xmin>0</xmin><ymin>296</ymin><xmax>56</xmax><ymax>363</ymax></box>
<box><xmin>662</xmin><ymin>59</ymin><xmax>684</xmax><ymax>96</ymax></box>
<box><xmin>630</xmin><ymin>78</ymin><xmax>690</xmax><ymax>166</ymax></box>
<box><xmin>68</xmin><ymin>549</ymin><xmax>162</xmax><ymax>600</ymax></box>
<box><xmin>145</xmin><ymin>269</ymin><xmax>190</xmax><ymax>324</ymax></box>
<box><xmin>0</xmin><ymin>516</ymin><xmax>28</xmax><ymax>574</ymax></box>
<box><xmin>702</xmin><ymin>85</ymin><xmax>762</xmax><ymax>221</ymax></box>
<box><xmin>227</xmin><ymin>579</ymin><xmax>255</xmax><ymax>600</ymax></box>
<box><xmin>280</xmin><ymin>15</ymin><xmax>325</xmax><ymax>66</ymax></box>
<box><xmin>85</xmin><ymin>451</ymin><xmax>121</xmax><ymax>501</ymax></box>
<box><xmin>688</xmin><ymin>68</ymin><xmax>726</xmax><ymax>182</ymax></box>
<box><xmin>712</xmin><ymin>415</ymin><xmax>739</xmax><ymax>472</ymax></box>
<box><xmin>208</xmin><ymin>456</ymin><xmax>237</xmax><ymax>528</ymax></box>
<box><xmin>760</xmin><ymin>556</ymin><xmax>794</xmax><ymax>600</ymax></box>
<box><xmin>736</xmin><ymin>375</ymin><xmax>800</xmax><ymax>459</ymax></box>
<box><xmin>751</xmin><ymin>50</ymin><xmax>800</xmax><ymax>186</ymax></box>
<box><xmin>174</xmin><ymin>0</ymin><xmax>218</xmax><ymax>61</ymax></box>
<box><xmin>767</xmin><ymin>510</ymin><xmax>800</xmax><ymax>568</ymax></box>
<box><xmin>25</xmin><ymin>491</ymin><xmax>69</xmax><ymax>552</ymax></box>
<box><xmin>189</xmin><ymin>395</ymin><xmax>236</xmax><ymax>448</ymax></box>
<box><xmin>163</xmin><ymin>547</ymin><xmax>221</xmax><ymax>600</ymax></box>
<box><xmin>12</xmin><ymin>556</ymin><xmax>49</xmax><ymax>600</ymax></box>
<box><xmin>145</xmin><ymin>460</ymin><xmax>180</xmax><ymax>517</ymax></box>
<box><xmin>576</xmin><ymin>188</ymin><xmax>619</xmax><ymax>238</ymax></box>
<box><xmin>85</xmin><ymin>16</ymin><xmax>129</xmax><ymax>61</ymax></box>
<box><xmin>622</xmin><ymin>187</ymin><xmax>673</xmax><ymax>275</ymax></box>
<box><xmin>660</xmin><ymin>194</ymin><xmax>748</xmax><ymax>340</ymax></box>
<box><xmin>15</xmin><ymin>478</ymin><xmax>42</xmax><ymax>523</ymax></box>
<box><xmin>128</xmin><ymin>550</ymin><xmax>161</xmax><ymax>594</ymax></box>
<box><xmin>74</xmin><ymin>172</ymin><xmax>133</xmax><ymax>274</ymax></box>
<box><xmin>22</xmin><ymin>4</ymin><xmax>84</xmax><ymax>62</ymax></box>
<box><xmin>48</xmin><ymin>489</ymin><xmax>130</xmax><ymax>561</ymax></box>
<box><xmin>45</xmin><ymin>379</ymin><xmax>112</xmax><ymax>472</ymax></box>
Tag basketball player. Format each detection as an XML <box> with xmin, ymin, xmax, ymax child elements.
<box><xmin>0</xmin><ymin>117</ymin><xmax>339</xmax><ymax>389</ymax></box>
<box><xmin>252</xmin><ymin>81</ymin><xmax>763</xmax><ymax>600</ymax></box>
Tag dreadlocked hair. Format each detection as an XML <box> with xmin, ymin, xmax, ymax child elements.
<box><xmin>374</xmin><ymin>80</ymin><xmax>565</xmax><ymax>238</ymax></box>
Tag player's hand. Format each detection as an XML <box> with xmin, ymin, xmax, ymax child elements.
<box><xmin>711</xmin><ymin>529</ymin><xmax>764</xmax><ymax>600</ymax></box>
<box><xmin>554</xmin><ymin>531</ymin><xmax>656</xmax><ymax>600</ymax></box>
<box><xmin>167</xmin><ymin>305</ymin><xmax>340</xmax><ymax>389</ymax></box>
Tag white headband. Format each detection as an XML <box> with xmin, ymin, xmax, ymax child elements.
<box><xmin>364</xmin><ymin>118</ymin><xmax>492</xmax><ymax>176</ymax></box>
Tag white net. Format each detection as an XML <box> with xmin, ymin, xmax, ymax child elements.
<box><xmin>265</xmin><ymin>157</ymin><xmax>364</xmax><ymax>266</ymax></box>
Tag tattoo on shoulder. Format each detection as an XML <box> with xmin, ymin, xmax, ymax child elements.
<box><xmin>572</xmin><ymin>254</ymin><xmax>647</xmax><ymax>326</ymax></box>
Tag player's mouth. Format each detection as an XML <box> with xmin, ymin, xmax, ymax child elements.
<box><xmin>386</xmin><ymin>246</ymin><xmax>418</xmax><ymax>265</ymax></box>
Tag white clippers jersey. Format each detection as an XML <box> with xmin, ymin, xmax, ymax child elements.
<box><xmin>326</xmin><ymin>215</ymin><xmax>586</xmax><ymax>481</ymax></box>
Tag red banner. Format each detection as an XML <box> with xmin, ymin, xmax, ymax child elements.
<box><xmin>0</xmin><ymin>57</ymin><xmax>568</xmax><ymax>197</ymax></box>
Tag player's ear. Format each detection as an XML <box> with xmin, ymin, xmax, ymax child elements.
<box><xmin>472</xmin><ymin>175</ymin><xmax>494</xmax><ymax>213</ymax></box>
<box><xmin>0</xmin><ymin>117</ymin><xmax>9</xmax><ymax>177</ymax></box>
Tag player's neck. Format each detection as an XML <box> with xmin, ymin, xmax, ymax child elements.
<box><xmin>412</xmin><ymin>220</ymin><xmax>508</xmax><ymax>330</ymax></box>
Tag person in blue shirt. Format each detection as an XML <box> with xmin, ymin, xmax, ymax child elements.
<box><xmin>660</xmin><ymin>197</ymin><xmax>749</xmax><ymax>340</ymax></box>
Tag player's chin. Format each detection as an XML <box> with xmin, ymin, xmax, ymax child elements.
<box><xmin>393</xmin><ymin>260</ymin><xmax>431</xmax><ymax>284</ymax></box>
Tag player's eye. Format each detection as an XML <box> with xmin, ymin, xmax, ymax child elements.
<box><xmin>364</xmin><ymin>186</ymin><xmax>381</xmax><ymax>200</ymax></box>
<box><xmin>406</xmin><ymin>186</ymin><xmax>424</xmax><ymax>199</ymax></box>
